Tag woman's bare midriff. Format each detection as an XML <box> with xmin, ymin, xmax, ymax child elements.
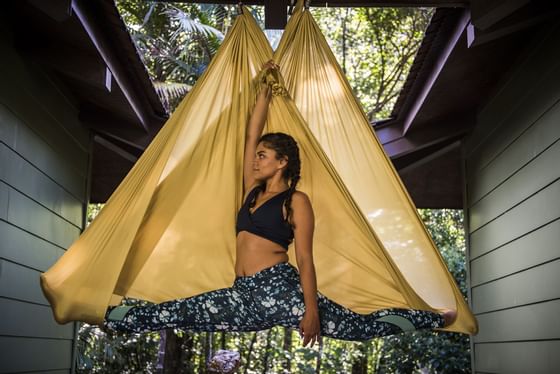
<box><xmin>235</xmin><ymin>231</ymin><xmax>289</xmax><ymax>277</ymax></box>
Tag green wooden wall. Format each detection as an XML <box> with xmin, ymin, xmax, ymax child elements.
<box><xmin>464</xmin><ymin>21</ymin><xmax>560</xmax><ymax>374</ymax></box>
<box><xmin>0</xmin><ymin>24</ymin><xmax>90</xmax><ymax>373</ymax></box>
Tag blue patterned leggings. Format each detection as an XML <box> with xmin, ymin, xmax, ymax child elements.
<box><xmin>104</xmin><ymin>262</ymin><xmax>444</xmax><ymax>341</ymax></box>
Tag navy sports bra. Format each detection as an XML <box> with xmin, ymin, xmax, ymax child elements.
<box><xmin>236</xmin><ymin>186</ymin><xmax>294</xmax><ymax>250</ymax></box>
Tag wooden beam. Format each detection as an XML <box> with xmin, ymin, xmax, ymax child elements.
<box><xmin>401</xmin><ymin>9</ymin><xmax>470</xmax><ymax>135</ymax></box>
<box><xmin>80</xmin><ymin>112</ymin><xmax>154</xmax><ymax>151</ymax></box>
<box><xmin>470</xmin><ymin>0</ymin><xmax>528</xmax><ymax>30</ymax></box>
<box><xmin>265</xmin><ymin>0</ymin><xmax>288</xmax><ymax>29</ymax></box>
<box><xmin>91</xmin><ymin>128</ymin><xmax>149</xmax><ymax>154</ymax></box>
<box><xmin>380</xmin><ymin>111</ymin><xmax>474</xmax><ymax>158</ymax></box>
<box><xmin>93</xmin><ymin>135</ymin><xmax>139</xmax><ymax>163</ymax></box>
<box><xmin>399</xmin><ymin>140</ymin><xmax>460</xmax><ymax>174</ymax></box>
<box><xmin>16</xmin><ymin>43</ymin><xmax>112</xmax><ymax>92</ymax></box>
<box><xmin>468</xmin><ymin>4</ymin><xmax>560</xmax><ymax>48</ymax></box>
<box><xmin>28</xmin><ymin>0</ymin><xmax>72</xmax><ymax>22</ymax></box>
<box><xmin>72</xmin><ymin>0</ymin><xmax>153</xmax><ymax>131</ymax></box>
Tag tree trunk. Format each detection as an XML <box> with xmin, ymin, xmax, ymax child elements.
<box><xmin>372</xmin><ymin>339</ymin><xmax>382</xmax><ymax>373</ymax></box>
<box><xmin>243</xmin><ymin>332</ymin><xmax>258</xmax><ymax>374</ymax></box>
<box><xmin>156</xmin><ymin>330</ymin><xmax>166</xmax><ymax>373</ymax></box>
<box><xmin>283</xmin><ymin>328</ymin><xmax>292</xmax><ymax>373</ymax></box>
<box><xmin>220</xmin><ymin>331</ymin><xmax>226</xmax><ymax>350</ymax></box>
<box><xmin>351</xmin><ymin>342</ymin><xmax>368</xmax><ymax>374</ymax></box>
<box><xmin>261</xmin><ymin>330</ymin><xmax>273</xmax><ymax>374</ymax></box>
<box><xmin>162</xmin><ymin>329</ymin><xmax>184</xmax><ymax>374</ymax></box>
<box><xmin>205</xmin><ymin>332</ymin><xmax>214</xmax><ymax>374</ymax></box>
<box><xmin>341</xmin><ymin>8</ymin><xmax>349</xmax><ymax>74</ymax></box>
<box><xmin>315</xmin><ymin>337</ymin><xmax>324</xmax><ymax>374</ymax></box>
<box><xmin>183</xmin><ymin>332</ymin><xmax>194</xmax><ymax>374</ymax></box>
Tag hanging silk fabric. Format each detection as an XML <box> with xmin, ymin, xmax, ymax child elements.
<box><xmin>274</xmin><ymin>4</ymin><xmax>477</xmax><ymax>334</ymax></box>
<box><xmin>40</xmin><ymin>6</ymin><xmax>477</xmax><ymax>335</ymax></box>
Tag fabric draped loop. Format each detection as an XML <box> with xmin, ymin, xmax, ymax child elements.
<box><xmin>40</xmin><ymin>4</ymin><xmax>478</xmax><ymax>335</ymax></box>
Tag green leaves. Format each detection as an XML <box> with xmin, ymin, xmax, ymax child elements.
<box><xmin>312</xmin><ymin>7</ymin><xmax>433</xmax><ymax>121</ymax></box>
<box><xmin>115</xmin><ymin>0</ymin><xmax>239</xmax><ymax>113</ymax></box>
<box><xmin>163</xmin><ymin>6</ymin><xmax>224</xmax><ymax>41</ymax></box>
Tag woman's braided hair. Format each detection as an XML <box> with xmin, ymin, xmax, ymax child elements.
<box><xmin>252</xmin><ymin>132</ymin><xmax>301</xmax><ymax>226</ymax></box>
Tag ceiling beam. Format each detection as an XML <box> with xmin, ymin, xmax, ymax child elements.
<box><xmin>28</xmin><ymin>0</ymin><xmax>72</xmax><ymax>22</ymax></box>
<box><xmin>399</xmin><ymin>139</ymin><xmax>460</xmax><ymax>174</ymax></box>
<box><xmin>467</xmin><ymin>4</ymin><xmax>560</xmax><ymax>48</ymax></box>
<box><xmin>72</xmin><ymin>0</ymin><xmax>155</xmax><ymax>131</ymax></box>
<box><xmin>379</xmin><ymin>110</ymin><xmax>474</xmax><ymax>158</ymax></box>
<box><xmin>401</xmin><ymin>9</ymin><xmax>470</xmax><ymax>135</ymax></box>
<box><xmin>16</xmin><ymin>43</ymin><xmax>113</xmax><ymax>92</ymax></box>
<box><xmin>265</xmin><ymin>0</ymin><xmax>288</xmax><ymax>29</ymax></box>
<box><xmin>470</xmin><ymin>0</ymin><xmax>528</xmax><ymax>30</ymax></box>
<box><xmin>80</xmin><ymin>112</ymin><xmax>155</xmax><ymax>152</ymax></box>
<box><xmin>93</xmin><ymin>135</ymin><xmax>139</xmax><ymax>163</ymax></box>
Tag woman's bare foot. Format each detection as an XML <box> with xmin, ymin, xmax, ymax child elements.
<box><xmin>442</xmin><ymin>309</ymin><xmax>457</xmax><ymax>327</ymax></box>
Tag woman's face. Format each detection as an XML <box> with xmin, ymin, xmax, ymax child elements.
<box><xmin>253</xmin><ymin>142</ymin><xmax>287</xmax><ymax>181</ymax></box>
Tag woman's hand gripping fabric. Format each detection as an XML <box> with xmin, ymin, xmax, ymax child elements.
<box><xmin>257</xmin><ymin>59</ymin><xmax>288</xmax><ymax>98</ymax></box>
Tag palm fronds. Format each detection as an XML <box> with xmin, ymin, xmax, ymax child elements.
<box><xmin>153</xmin><ymin>81</ymin><xmax>192</xmax><ymax>113</ymax></box>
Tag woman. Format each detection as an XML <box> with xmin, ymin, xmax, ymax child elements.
<box><xmin>104</xmin><ymin>61</ymin><xmax>455</xmax><ymax>346</ymax></box>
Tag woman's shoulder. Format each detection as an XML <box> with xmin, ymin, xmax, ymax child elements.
<box><xmin>290</xmin><ymin>190</ymin><xmax>312</xmax><ymax>206</ymax></box>
<box><xmin>291</xmin><ymin>189</ymin><xmax>308</xmax><ymax>198</ymax></box>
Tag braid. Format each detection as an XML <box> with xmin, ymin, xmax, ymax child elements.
<box><xmin>284</xmin><ymin>145</ymin><xmax>301</xmax><ymax>227</ymax></box>
<box><xmin>284</xmin><ymin>174</ymin><xmax>300</xmax><ymax>226</ymax></box>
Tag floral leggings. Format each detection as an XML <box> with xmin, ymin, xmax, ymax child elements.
<box><xmin>104</xmin><ymin>262</ymin><xmax>444</xmax><ymax>340</ymax></box>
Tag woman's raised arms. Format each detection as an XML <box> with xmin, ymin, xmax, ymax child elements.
<box><xmin>243</xmin><ymin>61</ymin><xmax>277</xmax><ymax>194</ymax></box>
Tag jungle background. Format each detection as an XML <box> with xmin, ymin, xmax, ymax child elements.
<box><xmin>77</xmin><ymin>2</ymin><xmax>470</xmax><ymax>373</ymax></box>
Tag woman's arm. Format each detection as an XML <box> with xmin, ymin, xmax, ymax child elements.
<box><xmin>291</xmin><ymin>191</ymin><xmax>320</xmax><ymax>347</ymax></box>
<box><xmin>243</xmin><ymin>61</ymin><xmax>276</xmax><ymax>192</ymax></box>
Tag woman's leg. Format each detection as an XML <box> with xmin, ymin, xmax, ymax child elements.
<box><xmin>260</xmin><ymin>267</ymin><xmax>445</xmax><ymax>341</ymax></box>
<box><xmin>104</xmin><ymin>285</ymin><xmax>263</xmax><ymax>333</ymax></box>
<box><xmin>314</xmin><ymin>293</ymin><xmax>445</xmax><ymax>341</ymax></box>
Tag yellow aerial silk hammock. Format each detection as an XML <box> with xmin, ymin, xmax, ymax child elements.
<box><xmin>40</xmin><ymin>4</ymin><xmax>477</xmax><ymax>335</ymax></box>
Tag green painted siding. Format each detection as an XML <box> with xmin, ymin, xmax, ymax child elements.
<box><xmin>0</xmin><ymin>337</ymin><xmax>73</xmax><ymax>373</ymax></box>
<box><xmin>0</xmin><ymin>24</ymin><xmax>90</xmax><ymax>373</ymax></box>
<box><xmin>465</xmin><ymin>21</ymin><xmax>560</xmax><ymax>374</ymax></box>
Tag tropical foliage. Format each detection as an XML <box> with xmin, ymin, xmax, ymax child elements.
<box><xmin>115</xmin><ymin>1</ymin><xmax>431</xmax><ymax>119</ymax></box>
<box><xmin>312</xmin><ymin>7</ymin><xmax>432</xmax><ymax>121</ymax></box>
<box><xmin>116</xmin><ymin>1</ymin><xmax>238</xmax><ymax>112</ymax></box>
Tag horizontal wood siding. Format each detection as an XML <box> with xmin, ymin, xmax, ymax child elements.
<box><xmin>0</xmin><ymin>23</ymin><xmax>89</xmax><ymax>373</ymax></box>
<box><xmin>476</xmin><ymin>341</ymin><xmax>560</xmax><ymax>374</ymax></box>
<box><xmin>470</xmin><ymin>219</ymin><xmax>559</xmax><ymax>286</ymax></box>
<box><xmin>0</xmin><ymin>337</ymin><xmax>72</xmax><ymax>373</ymax></box>
<box><xmin>465</xmin><ymin>21</ymin><xmax>560</xmax><ymax>374</ymax></box>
